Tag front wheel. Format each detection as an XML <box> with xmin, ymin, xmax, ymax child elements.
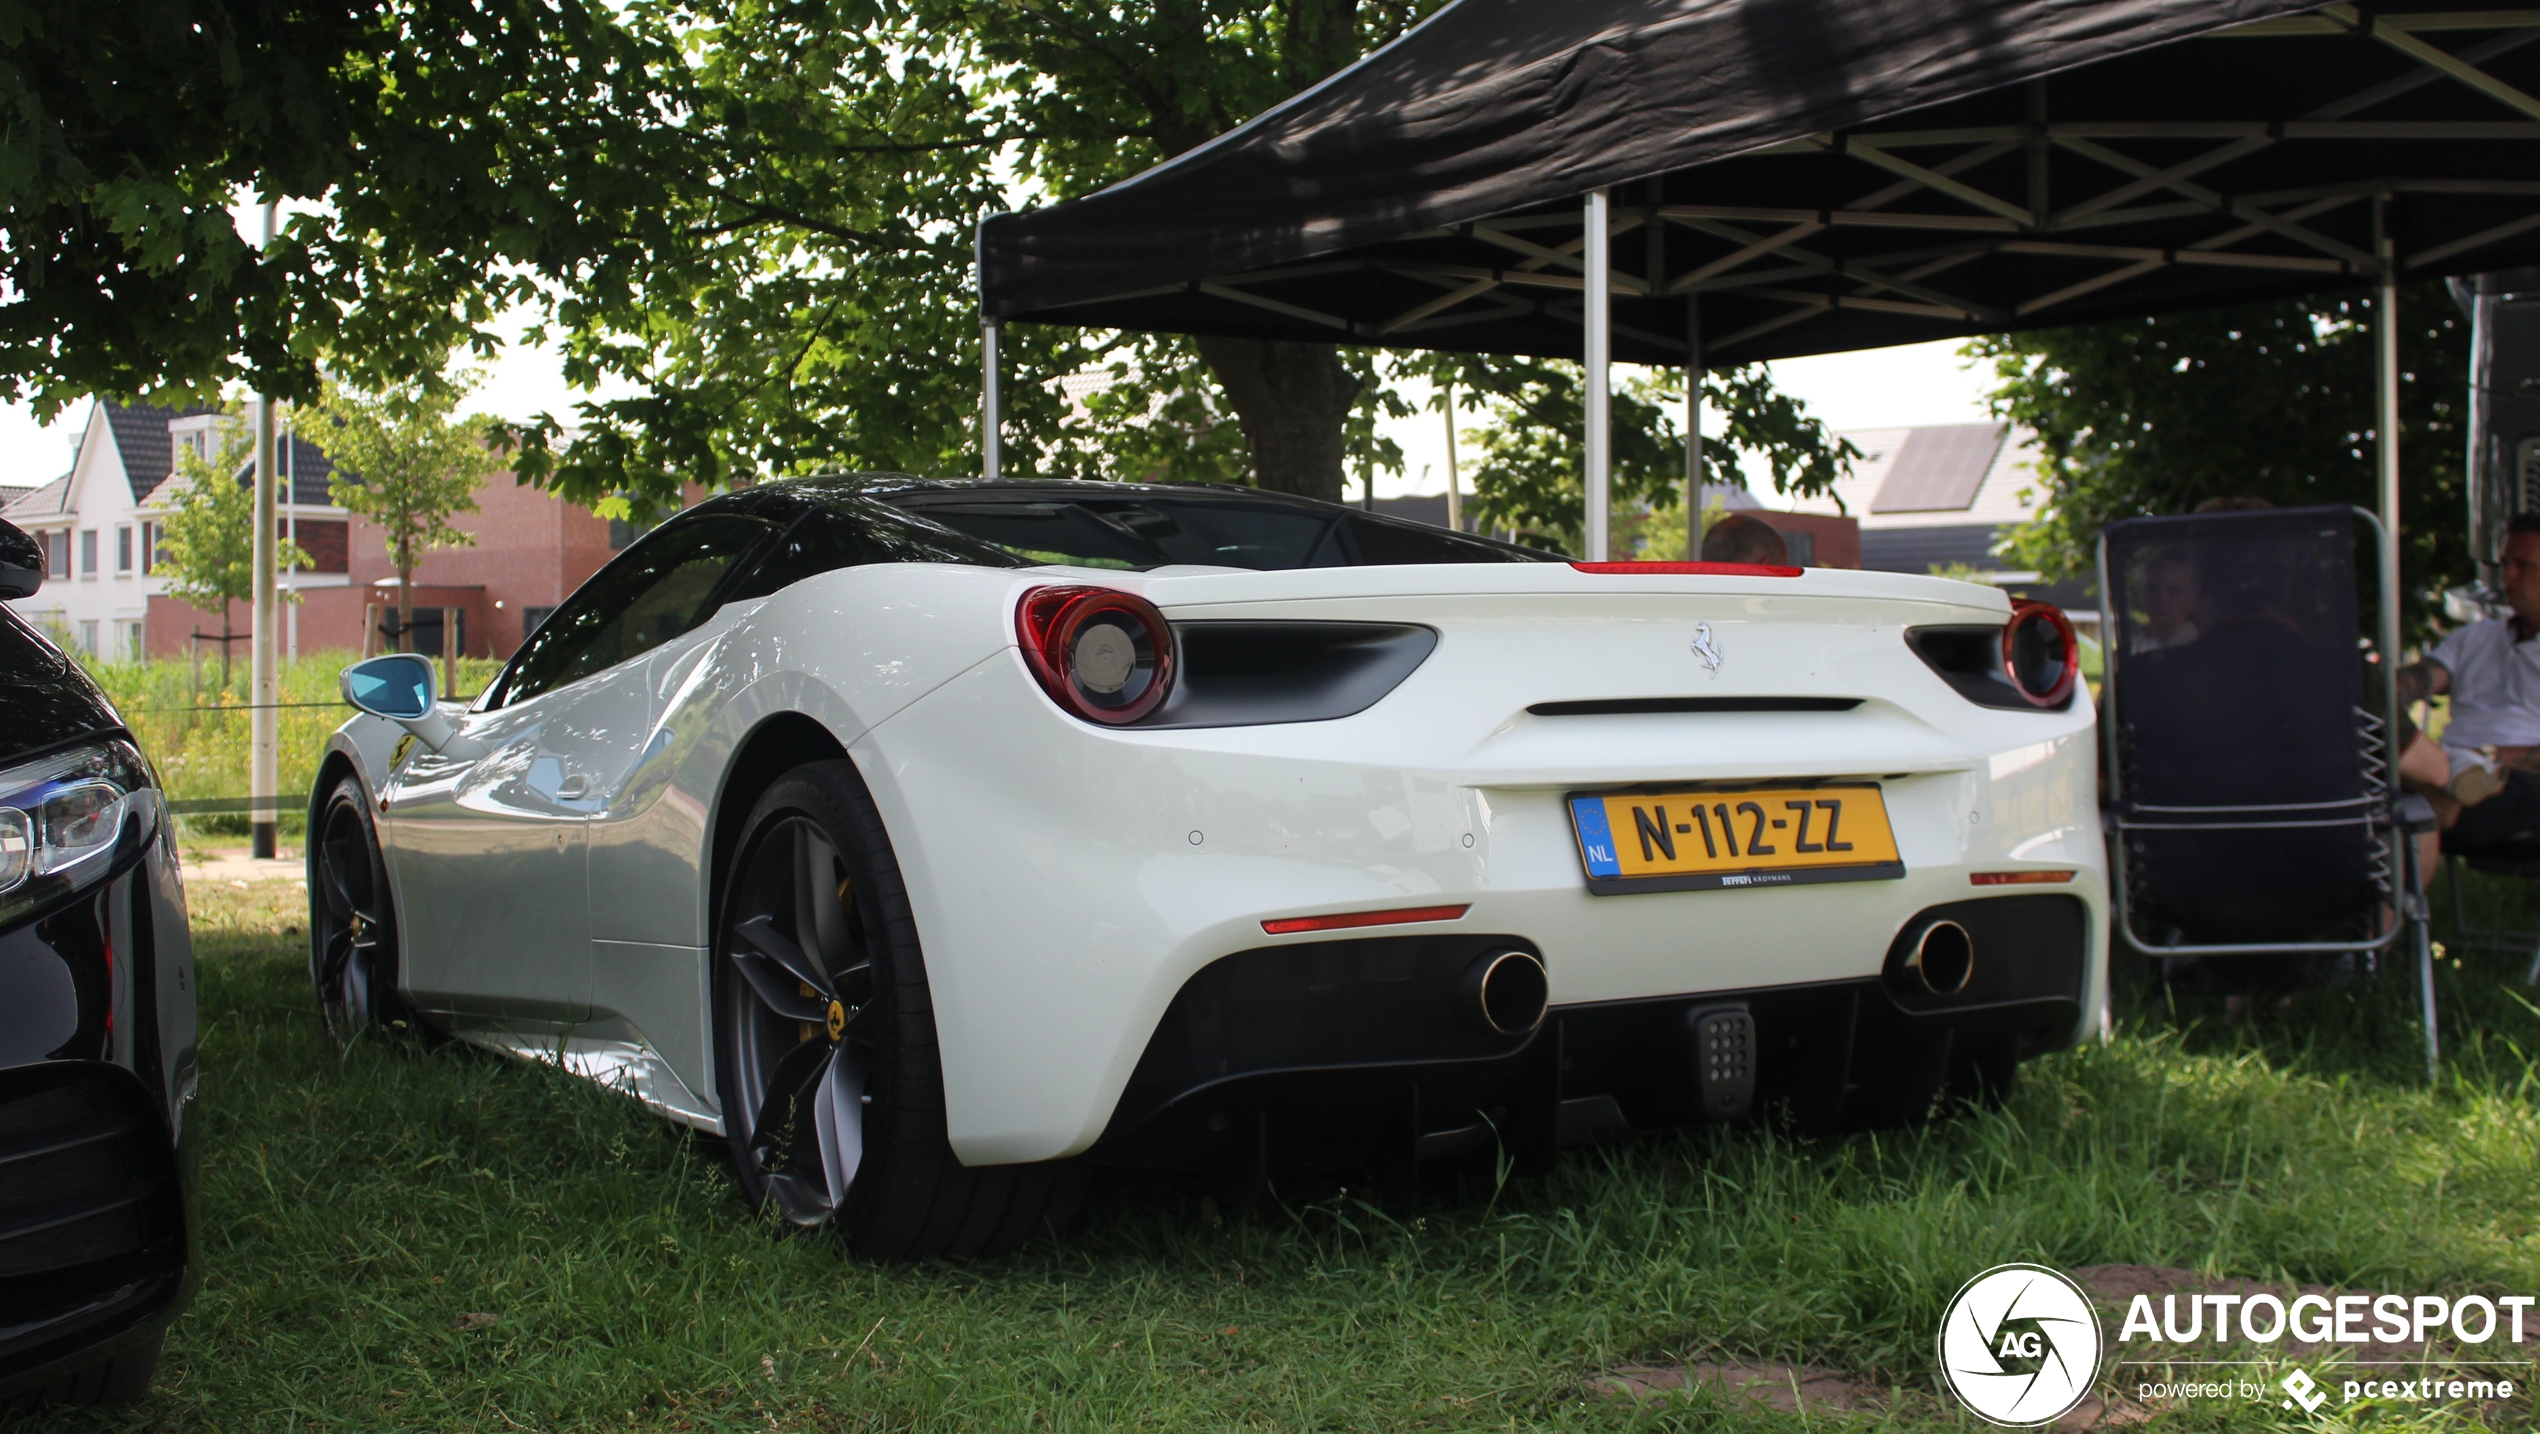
<box><xmin>310</xmin><ymin>775</ymin><xmax>427</xmax><ymax>1045</ymax></box>
<box><xmin>713</xmin><ymin>759</ymin><xmax>1082</xmax><ymax>1259</ymax></box>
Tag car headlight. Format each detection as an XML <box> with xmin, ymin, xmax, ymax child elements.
<box><xmin>0</xmin><ymin>738</ymin><xmax>156</xmax><ymax>926</ymax></box>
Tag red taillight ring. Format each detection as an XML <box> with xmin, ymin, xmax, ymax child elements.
<box><xmin>2001</xmin><ymin>600</ymin><xmax>2080</xmax><ymax>709</ymax></box>
<box><xmin>1015</xmin><ymin>585</ymin><xmax>1176</xmax><ymax>725</ymax></box>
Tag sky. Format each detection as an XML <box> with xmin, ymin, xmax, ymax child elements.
<box><xmin>0</xmin><ymin>332</ymin><xmax>1997</xmax><ymax>504</ymax></box>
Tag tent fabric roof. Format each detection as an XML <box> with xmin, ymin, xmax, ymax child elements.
<box><xmin>980</xmin><ymin>0</ymin><xmax>2540</xmax><ymax>366</ymax></box>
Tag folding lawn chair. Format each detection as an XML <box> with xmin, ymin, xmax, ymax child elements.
<box><xmin>2099</xmin><ymin>505</ymin><xmax>2441</xmax><ymax>1075</ymax></box>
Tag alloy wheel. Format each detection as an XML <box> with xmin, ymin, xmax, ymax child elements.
<box><xmin>314</xmin><ymin>793</ymin><xmax>389</xmax><ymax>1044</ymax></box>
<box><xmin>722</xmin><ymin>817</ymin><xmax>877</xmax><ymax>1226</ymax></box>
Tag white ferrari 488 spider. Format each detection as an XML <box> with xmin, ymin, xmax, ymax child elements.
<box><xmin>312</xmin><ymin>476</ymin><xmax>2105</xmax><ymax>1258</ymax></box>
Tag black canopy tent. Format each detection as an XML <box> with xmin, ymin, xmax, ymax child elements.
<box><xmin>983</xmin><ymin>0</ymin><xmax>2540</xmax><ymax>364</ymax></box>
<box><xmin>977</xmin><ymin>0</ymin><xmax>2540</xmax><ymax>567</ymax></box>
<box><xmin>976</xmin><ymin>0</ymin><xmax>2540</xmax><ymax>1071</ymax></box>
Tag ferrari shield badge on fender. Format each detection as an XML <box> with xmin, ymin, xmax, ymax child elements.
<box><xmin>1690</xmin><ymin>622</ymin><xmax>1724</xmax><ymax>676</ymax></box>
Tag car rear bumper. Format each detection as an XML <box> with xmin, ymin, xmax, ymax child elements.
<box><xmin>1092</xmin><ymin>893</ymin><xmax>2088</xmax><ymax>1174</ymax></box>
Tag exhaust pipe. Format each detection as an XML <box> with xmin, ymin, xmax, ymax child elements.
<box><xmin>1902</xmin><ymin>919</ymin><xmax>1975</xmax><ymax>995</ymax></box>
<box><xmin>1460</xmin><ymin>950</ymin><xmax>1549</xmax><ymax>1035</ymax></box>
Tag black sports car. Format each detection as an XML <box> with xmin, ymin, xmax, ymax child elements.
<box><xmin>0</xmin><ymin>517</ymin><xmax>197</xmax><ymax>1410</ymax></box>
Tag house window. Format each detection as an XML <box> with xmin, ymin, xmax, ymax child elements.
<box><xmin>44</xmin><ymin>531</ymin><xmax>68</xmax><ymax>580</ymax></box>
<box><xmin>79</xmin><ymin>529</ymin><xmax>97</xmax><ymax>577</ymax></box>
<box><xmin>115</xmin><ymin>525</ymin><xmax>132</xmax><ymax>574</ymax></box>
<box><xmin>78</xmin><ymin>620</ymin><xmax>97</xmax><ymax>655</ymax></box>
<box><xmin>126</xmin><ymin>622</ymin><xmax>145</xmax><ymax>660</ymax></box>
<box><xmin>141</xmin><ymin>521</ymin><xmax>161</xmax><ymax>574</ymax></box>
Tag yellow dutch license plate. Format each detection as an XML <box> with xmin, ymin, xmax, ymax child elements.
<box><xmin>1567</xmin><ymin>784</ymin><xmax>1905</xmax><ymax>894</ymax></box>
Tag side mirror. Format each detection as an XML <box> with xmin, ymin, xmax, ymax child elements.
<box><xmin>342</xmin><ymin>653</ymin><xmax>435</xmax><ymax>718</ymax></box>
<box><xmin>341</xmin><ymin>654</ymin><xmax>475</xmax><ymax>755</ymax></box>
<box><xmin>0</xmin><ymin>519</ymin><xmax>42</xmax><ymax>600</ymax></box>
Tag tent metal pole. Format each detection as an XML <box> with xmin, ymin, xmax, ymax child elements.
<box><xmin>982</xmin><ymin>319</ymin><xmax>1003</xmax><ymax>480</ymax></box>
<box><xmin>1686</xmin><ymin>301</ymin><xmax>1704</xmax><ymax>560</ymax></box>
<box><xmin>1583</xmin><ymin>187</ymin><xmax>1611</xmax><ymax>560</ymax></box>
<box><xmin>2371</xmin><ymin>206</ymin><xmax>2437</xmax><ymax>1077</ymax></box>
<box><xmin>2375</xmin><ymin>219</ymin><xmax>2437</xmax><ymax>1078</ymax></box>
<box><xmin>1442</xmin><ymin>383</ymin><xmax>1462</xmax><ymax>532</ymax></box>
<box><xmin>250</xmin><ymin>197</ymin><xmax>279</xmax><ymax>862</ymax></box>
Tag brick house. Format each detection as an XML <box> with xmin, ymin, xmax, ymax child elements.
<box><xmin>4</xmin><ymin>399</ymin><xmax>637</xmax><ymax>662</ymax></box>
<box><xmin>139</xmin><ymin>443</ymin><xmax>632</xmax><ymax>662</ymax></box>
<box><xmin>2</xmin><ymin>403</ymin><xmax>348</xmax><ymax>661</ymax></box>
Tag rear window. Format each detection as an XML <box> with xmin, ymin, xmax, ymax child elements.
<box><xmin>722</xmin><ymin>500</ymin><xmax>1025</xmax><ymax>603</ymax></box>
<box><xmin>879</xmin><ymin>490</ymin><xmax>1542</xmax><ymax>571</ymax></box>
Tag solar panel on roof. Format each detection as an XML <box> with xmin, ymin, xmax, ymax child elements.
<box><xmin>1868</xmin><ymin>424</ymin><xmax>2005</xmax><ymax>515</ymax></box>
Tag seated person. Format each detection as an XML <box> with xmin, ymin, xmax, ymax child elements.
<box><xmin>2396</xmin><ymin>513</ymin><xmax>2540</xmax><ymax>859</ymax></box>
<box><xmin>1699</xmin><ymin>513</ymin><xmax>1790</xmax><ymax>566</ymax></box>
<box><xmin>2130</xmin><ymin>548</ymin><xmax>2200</xmax><ymax>653</ymax></box>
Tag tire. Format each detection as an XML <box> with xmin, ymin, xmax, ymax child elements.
<box><xmin>310</xmin><ymin>775</ymin><xmax>429</xmax><ymax>1045</ymax></box>
<box><xmin>2</xmin><ymin>1334</ymin><xmax>162</xmax><ymax>1410</ymax></box>
<box><xmin>712</xmin><ymin>759</ymin><xmax>1084</xmax><ymax>1259</ymax></box>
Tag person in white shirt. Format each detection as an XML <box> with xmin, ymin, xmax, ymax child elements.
<box><xmin>2396</xmin><ymin>514</ymin><xmax>2540</xmax><ymax>864</ymax></box>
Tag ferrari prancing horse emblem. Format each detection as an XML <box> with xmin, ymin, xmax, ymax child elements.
<box><xmin>1690</xmin><ymin>622</ymin><xmax>1725</xmax><ymax>676</ymax></box>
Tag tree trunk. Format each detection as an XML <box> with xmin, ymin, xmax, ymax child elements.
<box><xmin>1193</xmin><ymin>337</ymin><xmax>1361</xmax><ymax>503</ymax></box>
<box><xmin>219</xmin><ymin>608</ymin><xmax>232</xmax><ymax>690</ymax></box>
<box><xmin>397</xmin><ymin>538</ymin><xmax>413</xmax><ymax>655</ymax></box>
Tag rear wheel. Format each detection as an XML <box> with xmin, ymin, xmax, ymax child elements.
<box><xmin>712</xmin><ymin>759</ymin><xmax>1083</xmax><ymax>1258</ymax></box>
<box><xmin>311</xmin><ymin>775</ymin><xmax>425</xmax><ymax>1044</ymax></box>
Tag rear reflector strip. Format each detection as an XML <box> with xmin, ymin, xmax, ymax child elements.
<box><xmin>1569</xmin><ymin>561</ymin><xmax>1803</xmax><ymax>577</ymax></box>
<box><xmin>1970</xmin><ymin>870</ymin><xmax>2077</xmax><ymax>885</ymax></box>
<box><xmin>1261</xmin><ymin>903</ymin><xmax>1471</xmax><ymax>935</ymax></box>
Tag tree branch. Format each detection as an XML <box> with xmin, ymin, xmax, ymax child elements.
<box><xmin>683</xmin><ymin>201</ymin><xmax>917</xmax><ymax>248</ymax></box>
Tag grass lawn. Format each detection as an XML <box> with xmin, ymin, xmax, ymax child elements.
<box><xmin>23</xmin><ymin>876</ymin><xmax>2540</xmax><ymax>1432</ymax></box>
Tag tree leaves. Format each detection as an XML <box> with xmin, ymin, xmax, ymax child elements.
<box><xmin>157</xmin><ymin>413</ymin><xmax>313</xmax><ymax>682</ymax></box>
<box><xmin>1402</xmin><ymin>352</ymin><xmax>1857</xmax><ymax>556</ymax></box>
<box><xmin>314</xmin><ymin>376</ymin><xmax>500</xmax><ymax>633</ymax></box>
<box><xmin>0</xmin><ymin>0</ymin><xmax>699</xmax><ymax>414</ymax></box>
<box><xmin>1970</xmin><ymin>284</ymin><xmax>2469</xmax><ymax>638</ymax></box>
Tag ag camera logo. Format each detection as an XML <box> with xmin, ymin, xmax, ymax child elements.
<box><xmin>1940</xmin><ymin>1263</ymin><xmax>2104</xmax><ymax>1425</ymax></box>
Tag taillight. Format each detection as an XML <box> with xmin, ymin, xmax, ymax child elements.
<box><xmin>1015</xmin><ymin>585</ymin><xmax>1176</xmax><ymax>724</ymax></box>
<box><xmin>2002</xmin><ymin>601</ymin><xmax>2079</xmax><ymax>708</ymax></box>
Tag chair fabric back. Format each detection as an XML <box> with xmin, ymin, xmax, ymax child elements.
<box><xmin>2103</xmin><ymin>506</ymin><xmax>2384</xmax><ymax>946</ymax></box>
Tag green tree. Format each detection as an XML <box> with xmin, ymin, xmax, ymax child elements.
<box><xmin>155</xmin><ymin>414</ymin><xmax>309</xmax><ymax>687</ymax></box>
<box><xmin>27</xmin><ymin>1</ymin><xmax>1850</xmax><ymax>522</ymax></box>
<box><xmin>1427</xmin><ymin>357</ymin><xmax>1858</xmax><ymax>556</ymax></box>
<box><xmin>0</xmin><ymin>0</ymin><xmax>695</xmax><ymax>414</ymax></box>
<box><xmin>315</xmin><ymin>379</ymin><xmax>500</xmax><ymax>648</ymax></box>
<box><xmin>1970</xmin><ymin>283</ymin><xmax>2469</xmax><ymax>638</ymax></box>
<box><xmin>524</xmin><ymin>0</ymin><xmax>1848</xmax><ymax>517</ymax></box>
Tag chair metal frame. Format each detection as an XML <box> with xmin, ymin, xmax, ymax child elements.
<box><xmin>2098</xmin><ymin>506</ymin><xmax>2440</xmax><ymax>1077</ymax></box>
